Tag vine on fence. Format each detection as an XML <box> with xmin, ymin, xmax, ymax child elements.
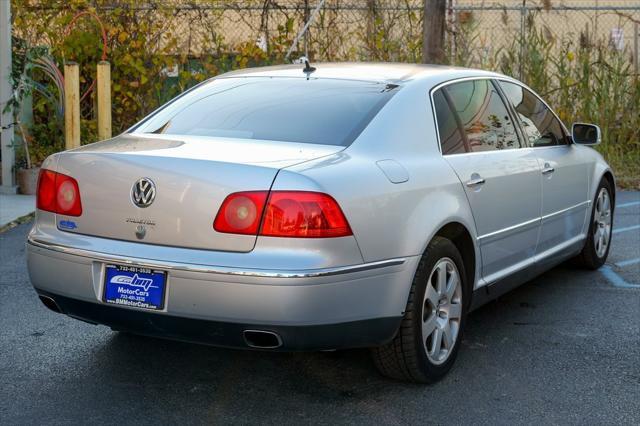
<box><xmin>10</xmin><ymin>0</ymin><xmax>640</xmax><ymax>187</ymax></box>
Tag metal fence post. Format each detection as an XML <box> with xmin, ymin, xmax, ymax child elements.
<box><xmin>285</xmin><ymin>0</ymin><xmax>327</xmax><ymax>61</ymax></box>
<box><xmin>304</xmin><ymin>0</ymin><xmax>310</xmax><ymax>58</ymax></box>
<box><xmin>519</xmin><ymin>4</ymin><xmax>527</xmax><ymax>81</ymax></box>
<box><xmin>635</xmin><ymin>22</ymin><xmax>639</xmax><ymax>77</ymax></box>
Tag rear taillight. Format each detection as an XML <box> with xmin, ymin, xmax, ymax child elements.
<box><xmin>261</xmin><ymin>191</ymin><xmax>352</xmax><ymax>237</ymax></box>
<box><xmin>36</xmin><ymin>169</ymin><xmax>57</xmax><ymax>213</ymax></box>
<box><xmin>213</xmin><ymin>191</ymin><xmax>352</xmax><ymax>238</ymax></box>
<box><xmin>213</xmin><ymin>191</ymin><xmax>269</xmax><ymax>235</ymax></box>
<box><xmin>36</xmin><ymin>169</ymin><xmax>83</xmax><ymax>216</ymax></box>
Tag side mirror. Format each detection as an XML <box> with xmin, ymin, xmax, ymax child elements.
<box><xmin>572</xmin><ymin>123</ymin><xmax>601</xmax><ymax>146</ymax></box>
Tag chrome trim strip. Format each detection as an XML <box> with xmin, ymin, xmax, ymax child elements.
<box><xmin>477</xmin><ymin>217</ymin><xmax>540</xmax><ymax>243</ymax></box>
<box><xmin>26</xmin><ymin>237</ymin><xmax>406</xmax><ymax>278</ymax></box>
<box><xmin>479</xmin><ymin>234</ymin><xmax>586</xmax><ymax>286</ymax></box>
<box><xmin>542</xmin><ymin>200</ymin><xmax>591</xmax><ymax>221</ymax></box>
<box><xmin>477</xmin><ymin>200</ymin><xmax>591</xmax><ymax>243</ymax></box>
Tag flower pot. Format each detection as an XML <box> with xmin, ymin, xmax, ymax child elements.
<box><xmin>17</xmin><ymin>167</ymin><xmax>40</xmax><ymax>195</ymax></box>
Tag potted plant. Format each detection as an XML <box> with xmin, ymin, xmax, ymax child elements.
<box><xmin>14</xmin><ymin>124</ymin><xmax>39</xmax><ymax>195</ymax></box>
<box><xmin>5</xmin><ymin>38</ymin><xmax>62</xmax><ymax>195</ymax></box>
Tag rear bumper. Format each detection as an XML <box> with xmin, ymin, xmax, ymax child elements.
<box><xmin>27</xmin><ymin>234</ymin><xmax>418</xmax><ymax>350</ymax></box>
<box><xmin>35</xmin><ymin>290</ymin><xmax>401</xmax><ymax>351</ymax></box>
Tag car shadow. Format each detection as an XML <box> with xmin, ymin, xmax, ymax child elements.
<box><xmin>51</xmin><ymin>263</ymin><xmax>598</xmax><ymax>422</ymax></box>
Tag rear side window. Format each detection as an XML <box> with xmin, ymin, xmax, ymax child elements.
<box><xmin>433</xmin><ymin>90</ymin><xmax>467</xmax><ymax>155</ymax></box>
<box><xmin>498</xmin><ymin>81</ymin><xmax>566</xmax><ymax>147</ymax></box>
<box><xmin>441</xmin><ymin>79</ymin><xmax>520</xmax><ymax>153</ymax></box>
<box><xmin>133</xmin><ymin>78</ymin><xmax>398</xmax><ymax>146</ymax></box>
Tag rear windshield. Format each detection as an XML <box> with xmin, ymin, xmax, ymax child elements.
<box><xmin>132</xmin><ymin>77</ymin><xmax>399</xmax><ymax>146</ymax></box>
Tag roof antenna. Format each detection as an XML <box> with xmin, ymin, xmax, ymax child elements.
<box><xmin>303</xmin><ymin>58</ymin><xmax>316</xmax><ymax>74</ymax></box>
<box><xmin>294</xmin><ymin>56</ymin><xmax>316</xmax><ymax>78</ymax></box>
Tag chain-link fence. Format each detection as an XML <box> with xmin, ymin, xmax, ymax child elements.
<box><xmin>17</xmin><ymin>1</ymin><xmax>640</xmax><ymax>73</ymax></box>
<box><xmin>447</xmin><ymin>3</ymin><xmax>640</xmax><ymax>78</ymax></box>
<box><xmin>193</xmin><ymin>1</ymin><xmax>638</xmax><ymax>77</ymax></box>
<box><xmin>8</xmin><ymin>1</ymin><xmax>640</xmax><ymax>186</ymax></box>
<box><xmin>107</xmin><ymin>1</ymin><xmax>639</xmax><ymax>75</ymax></box>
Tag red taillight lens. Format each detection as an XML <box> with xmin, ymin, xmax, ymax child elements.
<box><xmin>213</xmin><ymin>191</ymin><xmax>268</xmax><ymax>235</ymax></box>
<box><xmin>55</xmin><ymin>173</ymin><xmax>82</xmax><ymax>216</ymax></box>
<box><xmin>36</xmin><ymin>169</ymin><xmax>82</xmax><ymax>216</ymax></box>
<box><xmin>214</xmin><ymin>190</ymin><xmax>352</xmax><ymax>238</ymax></box>
<box><xmin>36</xmin><ymin>169</ymin><xmax>57</xmax><ymax>212</ymax></box>
<box><xmin>262</xmin><ymin>192</ymin><xmax>352</xmax><ymax>238</ymax></box>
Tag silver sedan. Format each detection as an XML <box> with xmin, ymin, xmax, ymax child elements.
<box><xmin>27</xmin><ymin>63</ymin><xmax>614</xmax><ymax>383</ymax></box>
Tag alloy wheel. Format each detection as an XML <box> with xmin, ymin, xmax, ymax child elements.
<box><xmin>593</xmin><ymin>187</ymin><xmax>612</xmax><ymax>258</ymax></box>
<box><xmin>422</xmin><ymin>258</ymin><xmax>463</xmax><ymax>365</ymax></box>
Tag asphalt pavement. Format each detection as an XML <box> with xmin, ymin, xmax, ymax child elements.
<box><xmin>1</xmin><ymin>192</ymin><xmax>638</xmax><ymax>425</ymax></box>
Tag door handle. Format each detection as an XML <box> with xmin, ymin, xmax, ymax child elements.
<box><xmin>542</xmin><ymin>163</ymin><xmax>555</xmax><ymax>175</ymax></box>
<box><xmin>466</xmin><ymin>176</ymin><xmax>486</xmax><ymax>187</ymax></box>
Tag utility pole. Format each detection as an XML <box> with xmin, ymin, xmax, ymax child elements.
<box><xmin>422</xmin><ymin>0</ymin><xmax>447</xmax><ymax>64</ymax></box>
<box><xmin>1</xmin><ymin>0</ymin><xmax>17</xmax><ymax>193</ymax></box>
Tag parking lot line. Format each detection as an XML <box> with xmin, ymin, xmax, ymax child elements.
<box><xmin>615</xmin><ymin>258</ymin><xmax>640</xmax><ymax>268</ymax></box>
<box><xmin>616</xmin><ymin>201</ymin><xmax>640</xmax><ymax>209</ymax></box>
<box><xmin>612</xmin><ymin>224</ymin><xmax>640</xmax><ymax>234</ymax></box>
<box><xmin>600</xmin><ymin>265</ymin><xmax>640</xmax><ymax>289</ymax></box>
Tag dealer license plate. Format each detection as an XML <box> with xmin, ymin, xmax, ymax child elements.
<box><xmin>103</xmin><ymin>264</ymin><xmax>166</xmax><ymax>310</ymax></box>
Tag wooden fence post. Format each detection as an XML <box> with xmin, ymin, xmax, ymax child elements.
<box><xmin>64</xmin><ymin>62</ymin><xmax>80</xmax><ymax>150</ymax></box>
<box><xmin>422</xmin><ymin>0</ymin><xmax>447</xmax><ymax>64</ymax></box>
<box><xmin>97</xmin><ymin>61</ymin><xmax>111</xmax><ymax>140</ymax></box>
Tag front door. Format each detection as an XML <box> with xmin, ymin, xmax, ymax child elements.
<box><xmin>498</xmin><ymin>81</ymin><xmax>590</xmax><ymax>255</ymax></box>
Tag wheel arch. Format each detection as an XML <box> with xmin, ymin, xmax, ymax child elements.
<box><xmin>601</xmin><ymin>170</ymin><xmax>616</xmax><ymax>207</ymax></box>
<box><xmin>431</xmin><ymin>222</ymin><xmax>477</xmax><ymax>292</ymax></box>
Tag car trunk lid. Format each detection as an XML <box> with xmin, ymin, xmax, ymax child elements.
<box><xmin>53</xmin><ymin>134</ymin><xmax>341</xmax><ymax>252</ymax></box>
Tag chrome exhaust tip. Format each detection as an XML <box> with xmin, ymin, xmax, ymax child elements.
<box><xmin>243</xmin><ymin>329</ymin><xmax>283</xmax><ymax>349</ymax></box>
<box><xmin>38</xmin><ymin>295</ymin><xmax>62</xmax><ymax>313</ymax></box>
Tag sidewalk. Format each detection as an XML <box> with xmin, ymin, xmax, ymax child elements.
<box><xmin>0</xmin><ymin>194</ymin><xmax>36</xmax><ymax>228</ymax></box>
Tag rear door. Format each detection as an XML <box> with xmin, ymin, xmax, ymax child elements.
<box><xmin>498</xmin><ymin>81</ymin><xmax>590</xmax><ymax>255</ymax></box>
<box><xmin>432</xmin><ymin>79</ymin><xmax>542</xmax><ymax>283</ymax></box>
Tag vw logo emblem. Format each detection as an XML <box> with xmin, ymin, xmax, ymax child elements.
<box><xmin>131</xmin><ymin>178</ymin><xmax>156</xmax><ymax>208</ymax></box>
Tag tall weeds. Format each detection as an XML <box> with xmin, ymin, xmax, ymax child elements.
<box><xmin>452</xmin><ymin>11</ymin><xmax>640</xmax><ymax>188</ymax></box>
<box><xmin>11</xmin><ymin>2</ymin><xmax>640</xmax><ymax>186</ymax></box>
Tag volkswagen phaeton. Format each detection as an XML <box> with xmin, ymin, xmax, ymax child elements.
<box><xmin>27</xmin><ymin>63</ymin><xmax>614</xmax><ymax>383</ymax></box>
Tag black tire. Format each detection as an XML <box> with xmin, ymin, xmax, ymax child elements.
<box><xmin>574</xmin><ymin>178</ymin><xmax>614</xmax><ymax>270</ymax></box>
<box><xmin>372</xmin><ymin>236</ymin><xmax>470</xmax><ymax>383</ymax></box>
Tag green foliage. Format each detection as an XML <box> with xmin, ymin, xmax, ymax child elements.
<box><xmin>10</xmin><ymin>1</ymin><xmax>639</xmax><ymax>187</ymax></box>
<box><xmin>26</xmin><ymin>119</ymin><xmax>64</xmax><ymax>166</ymax></box>
<box><xmin>6</xmin><ymin>35</ymin><xmax>54</xmax><ymax>169</ymax></box>
<box><xmin>442</xmin><ymin>9</ymin><xmax>639</xmax><ymax>188</ymax></box>
<box><xmin>12</xmin><ymin>0</ymin><xmax>299</xmax><ymax>162</ymax></box>
<box><xmin>486</xmin><ymin>12</ymin><xmax>640</xmax><ymax>188</ymax></box>
<box><xmin>5</xmin><ymin>36</ymin><xmax>48</xmax><ymax>114</ymax></box>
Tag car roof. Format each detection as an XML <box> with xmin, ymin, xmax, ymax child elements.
<box><xmin>216</xmin><ymin>62</ymin><xmax>507</xmax><ymax>86</ymax></box>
